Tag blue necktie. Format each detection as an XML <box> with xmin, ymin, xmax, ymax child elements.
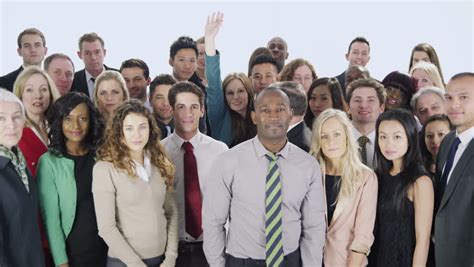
<box><xmin>439</xmin><ymin>137</ymin><xmax>461</xmax><ymax>198</ymax></box>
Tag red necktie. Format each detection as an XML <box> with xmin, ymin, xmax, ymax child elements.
<box><xmin>182</xmin><ymin>142</ymin><xmax>202</xmax><ymax>239</ymax></box>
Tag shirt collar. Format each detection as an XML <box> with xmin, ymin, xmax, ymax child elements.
<box><xmin>253</xmin><ymin>136</ymin><xmax>290</xmax><ymax>159</ymax></box>
<box><xmin>456</xmin><ymin>126</ymin><xmax>474</xmax><ymax>145</ymax></box>
<box><xmin>352</xmin><ymin>127</ymin><xmax>376</xmax><ymax>144</ymax></box>
<box><xmin>287</xmin><ymin>119</ymin><xmax>304</xmax><ymax>132</ymax></box>
<box><xmin>171</xmin><ymin>131</ymin><xmax>202</xmax><ymax>150</ymax></box>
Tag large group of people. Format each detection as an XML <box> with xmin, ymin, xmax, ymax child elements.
<box><xmin>0</xmin><ymin>11</ymin><xmax>472</xmax><ymax>267</ymax></box>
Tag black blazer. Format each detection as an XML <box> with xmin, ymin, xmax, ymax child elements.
<box><xmin>70</xmin><ymin>65</ymin><xmax>117</xmax><ymax>97</ymax></box>
<box><xmin>334</xmin><ymin>71</ymin><xmax>346</xmax><ymax>97</ymax></box>
<box><xmin>287</xmin><ymin>121</ymin><xmax>311</xmax><ymax>152</ymax></box>
<box><xmin>0</xmin><ymin>66</ymin><xmax>23</xmax><ymax>92</ymax></box>
<box><xmin>434</xmin><ymin>131</ymin><xmax>474</xmax><ymax>267</ymax></box>
<box><xmin>0</xmin><ymin>155</ymin><xmax>45</xmax><ymax>267</ymax></box>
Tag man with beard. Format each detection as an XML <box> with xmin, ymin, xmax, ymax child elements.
<box><xmin>120</xmin><ymin>58</ymin><xmax>151</xmax><ymax>108</ymax></box>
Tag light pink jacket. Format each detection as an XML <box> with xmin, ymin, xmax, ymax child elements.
<box><xmin>323</xmin><ymin>169</ymin><xmax>378</xmax><ymax>267</ymax></box>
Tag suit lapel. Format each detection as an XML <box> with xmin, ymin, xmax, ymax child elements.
<box><xmin>439</xmin><ymin>138</ymin><xmax>474</xmax><ymax>210</ymax></box>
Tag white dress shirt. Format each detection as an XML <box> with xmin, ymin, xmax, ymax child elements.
<box><xmin>445</xmin><ymin>126</ymin><xmax>474</xmax><ymax>183</ymax></box>
<box><xmin>352</xmin><ymin>127</ymin><xmax>376</xmax><ymax>169</ymax></box>
<box><xmin>162</xmin><ymin>132</ymin><xmax>228</xmax><ymax>242</ymax></box>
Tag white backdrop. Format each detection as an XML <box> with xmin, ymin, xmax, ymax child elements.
<box><xmin>1</xmin><ymin>0</ymin><xmax>473</xmax><ymax>82</ymax></box>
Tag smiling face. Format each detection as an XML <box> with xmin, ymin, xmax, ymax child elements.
<box><xmin>0</xmin><ymin>101</ymin><xmax>25</xmax><ymax>149</ymax></box>
<box><xmin>378</xmin><ymin>120</ymin><xmax>408</xmax><ymax>165</ymax></box>
<box><xmin>412</xmin><ymin>51</ymin><xmax>430</xmax><ymax>66</ymax></box>
<box><xmin>424</xmin><ymin>120</ymin><xmax>451</xmax><ymax>158</ymax></box>
<box><xmin>345</xmin><ymin>41</ymin><xmax>370</xmax><ymax>67</ymax></box>
<box><xmin>62</xmin><ymin>103</ymin><xmax>90</xmax><ymax>149</ymax></box>
<box><xmin>151</xmin><ymin>84</ymin><xmax>173</xmax><ymax>123</ymax></box>
<box><xmin>348</xmin><ymin>86</ymin><xmax>384</xmax><ymax>126</ymax></box>
<box><xmin>122</xmin><ymin>112</ymin><xmax>149</xmax><ymax>159</ymax></box>
<box><xmin>320</xmin><ymin>117</ymin><xmax>347</xmax><ymax>163</ymax></box>
<box><xmin>267</xmin><ymin>37</ymin><xmax>288</xmax><ymax>65</ymax></box>
<box><xmin>21</xmin><ymin>73</ymin><xmax>51</xmax><ymax>118</ymax></box>
<box><xmin>121</xmin><ymin>67</ymin><xmax>149</xmax><ymax>101</ymax></box>
<box><xmin>385</xmin><ymin>86</ymin><xmax>408</xmax><ymax>111</ymax></box>
<box><xmin>251</xmin><ymin>90</ymin><xmax>292</xmax><ymax>144</ymax></box>
<box><xmin>251</xmin><ymin>63</ymin><xmax>279</xmax><ymax>93</ymax></box>
<box><xmin>309</xmin><ymin>85</ymin><xmax>333</xmax><ymax>119</ymax></box>
<box><xmin>172</xmin><ymin>92</ymin><xmax>203</xmax><ymax>140</ymax></box>
<box><xmin>445</xmin><ymin>76</ymin><xmax>474</xmax><ymax>133</ymax></box>
<box><xmin>225</xmin><ymin>78</ymin><xmax>249</xmax><ymax>117</ymax></box>
<box><xmin>96</xmin><ymin>79</ymin><xmax>125</xmax><ymax>117</ymax></box>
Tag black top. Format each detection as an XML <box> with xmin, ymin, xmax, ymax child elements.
<box><xmin>156</xmin><ymin>118</ymin><xmax>174</xmax><ymax>140</ymax></box>
<box><xmin>371</xmin><ymin>172</ymin><xmax>416</xmax><ymax>267</ymax></box>
<box><xmin>65</xmin><ymin>151</ymin><xmax>107</xmax><ymax>267</ymax></box>
<box><xmin>325</xmin><ymin>174</ymin><xmax>341</xmax><ymax>225</ymax></box>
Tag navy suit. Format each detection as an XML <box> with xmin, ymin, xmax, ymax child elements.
<box><xmin>70</xmin><ymin>65</ymin><xmax>117</xmax><ymax>97</ymax></box>
<box><xmin>0</xmin><ymin>66</ymin><xmax>24</xmax><ymax>92</ymax></box>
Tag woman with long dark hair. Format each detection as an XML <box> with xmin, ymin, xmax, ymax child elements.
<box><xmin>37</xmin><ymin>92</ymin><xmax>107</xmax><ymax>267</ymax></box>
<box><xmin>204</xmin><ymin>12</ymin><xmax>256</xmax><ymax>147</ymax></box>
<box><xmin>371</xmin><ymin>108</ymin><xmax>434</xmax><ymax>266</ymax></box>
<box><xmin>420</xmin><ymin>114</ymin><xmax>453</xmax><ymax>176</ymax></box>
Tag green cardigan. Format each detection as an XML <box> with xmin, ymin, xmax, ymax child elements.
<box><xmin>37</xmin><ymin>151</ymin><xmax>78</xmax><ymax>265</ymax></box>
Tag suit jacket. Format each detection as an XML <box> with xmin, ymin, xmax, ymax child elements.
<box><xmin>18</xmin><ymin>127</ymin><xmax>48</xmax><ymax>177</ymax></box>
<box><xmin>0</xmin><ymin>66</ymin><xmax>23</xmax><ymax>92</ymax></box>
<box><xmin>434</xmin><ymin>131</ymin><xmax>474</xmax><ymax>267</ymax></box>
<box><xmin>70</xmin><ymin>65</ymin><xmax>117</xmax><ymax>97</ymax></box>
<box><xmin>287</xmin><ymin>121</ymin><xmax>311</xmax><ymax>152</ymax></box>
<box><xmin>0</xmin><ymin>154</ymin><xmax>45</xmax><ymax>267</ymax></box>
<box><xmin>323</xmin><ymin>169</ymin><xmax>378</xmax><ymax>267</ymax></box>
<box><xmin>335</xmin><ymin>71</ymin><xmax>346</xmax><ymax>97</ymax></box>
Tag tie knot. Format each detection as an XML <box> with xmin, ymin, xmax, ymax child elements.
<box><xmin>358</xmin><ymin>136</ymin><xmax>370</xmax><ymax>146</ymax></box>
<box><xmin>453</xmin><ymin>137</ymin><xmax>461</xmax><ymax>148</ymax></box>
<box><xmin>265</xmin><ymin>153</ymin><xmax>278</xmax><ymax>162</ymax></box>
<box><xmin>91</xmin><ymin>77</ymin><xmax>96</xmax><ymax>83</ymax></box>
<box><xmin>182</xmin><ymin>141</ymin><xmax>194</xmax><ymax>152</ymax></box>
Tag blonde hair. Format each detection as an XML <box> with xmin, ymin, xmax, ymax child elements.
<box><xmin>93</xmin><ymin>70</ymin><xmax>130</xmax><ymax>117</ymax></box>
<box><xmin>410</xmin><ymin>61</ymin><xmax>445</xmax><ymax>90</ymax></box>
<box><xmin>310</xmin><ymin>109</ymin><xmax>370</xmax><ymax>203</ymax></box>
<box><xmin>13</xmin><ymin>66</ymin><xmax>60</xmax><ymax>131</ymax></box>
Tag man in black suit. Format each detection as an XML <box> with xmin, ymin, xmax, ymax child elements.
<box><xmin>70</xmin><ymin>32</ymin><xmax>116</xmax><ymax>99</ymax></box>
<box><xmin>434</xmin><ymin>72</ymin><xmax>474</xmax><ymax>267</ymax></box>
<box><xmin>279</xmin><ymin>81</ymin><xmax>311</xmax><ymax>152</ymax></box>
<box><xmin>0</xmin><ymin>28</ymin><xmax>48</xmax><ymax>92</ymax></box>
<box><xmin>335</xmin><ymin>37</ymin><xmax>371</xmax><ymax>92</ymax></box>
<box><xmin>149</xmin><ymin>74</ymin><xmax>177</xmax><ymax>140</ymax></box>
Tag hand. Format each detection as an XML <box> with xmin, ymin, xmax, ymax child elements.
<box><xmin>205</xmin><ymin>12</ymin><xmax>224</xmax><ymax>40</ymax></box>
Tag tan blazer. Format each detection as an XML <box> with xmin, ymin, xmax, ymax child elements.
<box><xmin>323</xmin><ymin>169</ymin><xmax>378</xmax><ymax>267</ymax></box>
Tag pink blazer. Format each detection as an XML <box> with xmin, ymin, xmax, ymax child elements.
<box><xmin>323</xmin><ymin>169</ymin><xmax>378</xmax><ymax>267</ymax></box>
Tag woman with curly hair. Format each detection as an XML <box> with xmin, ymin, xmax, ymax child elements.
<box><xmin>37</xmin><ymin>92</ymin><xmax>107</xmax><ymax>267</ymax></box>
<box><xmin>93</xmin><ymin>100</ymin><xmax>178</xmax><ymax>267</ymax></box>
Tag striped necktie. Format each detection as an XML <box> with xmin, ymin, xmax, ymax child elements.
<box><xmin>358</xmin><ymin>136</ymin><xmax>370</xmax><ymax>165</ymax></box>
<box><xmin>265</xmin><ymin>153</ymin><xmax>284</xmax><ymax>266</ymax></box>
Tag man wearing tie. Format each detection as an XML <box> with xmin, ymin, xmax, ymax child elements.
<box><xmin>162</xmin><ymin>81</ymin><xmax>228</xmax><ymax>266</ymax></box>
<box><xmin>203</xmin><ymin>85</ymin><xmax>326</xmax><ymax>267</ymax></box>
<box><xmin>434</xmin><ymin>72</ymin><xmax>474</xmax><ymax>267</ymax></box>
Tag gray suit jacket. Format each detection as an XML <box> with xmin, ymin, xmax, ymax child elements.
<box><xmin>434</xmin><ymin>131</ymin><xmax>474</xmax><ymax>267</ymax></box>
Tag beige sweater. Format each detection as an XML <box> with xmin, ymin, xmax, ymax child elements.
<box><xmin>92</xmin><ymin>161</ymin><xmax>178</xmax><ymax>267</ymax></box>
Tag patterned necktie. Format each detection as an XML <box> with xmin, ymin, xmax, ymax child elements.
<box><xmin>358</xmin><ymin>136</ymin><xmax>370</xmax><ymax>165</ymax></box>
<box><xmin>439</xmin><ymin>137</ymin><xmax>461</xmax><ymax>199</ymax></box>
<box><xmin>265</xmin><ymin>153</ymin><xmax>284</xmax><ymax>267</ymax></box>
<box><xmin>182</xmin><ymin>141</ymin><xmax>202</xmax><ymax>239</ymax></box>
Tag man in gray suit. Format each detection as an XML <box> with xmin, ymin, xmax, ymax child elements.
<box><xmin>434</xmin><ymin>72</ymin><xmax>474</xmax><ymax>267</ymax></box>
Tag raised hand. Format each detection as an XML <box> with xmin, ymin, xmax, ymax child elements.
<box><xmin>205</xmin><ymin>12</ymin><xmax>224</xmax><ymax>41</ymax></box>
